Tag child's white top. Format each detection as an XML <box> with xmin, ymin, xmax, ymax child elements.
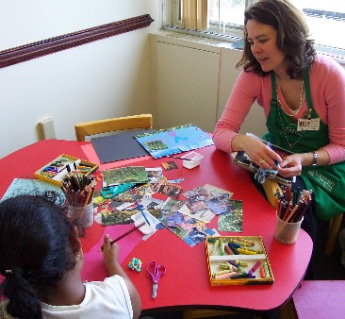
<box><xmin>0</xmin><ymin>275</ymin><xmax>133</xmax><ymax>319</ymax></box>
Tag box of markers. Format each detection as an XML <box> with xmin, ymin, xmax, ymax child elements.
<box><xmin>34</xmin><ymin>154</ymin><xmax>98</xmax><ymax>186</ymax></box>
<box><xmin>205</xmin><ymin>236</ymin><xmax>274</xmax><ymax>286</ymax></box>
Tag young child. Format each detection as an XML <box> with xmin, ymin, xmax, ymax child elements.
<box><xmin>0</xmin><ymin>195</ymin><xmax>141</xmax><ymax>319</ymax></box>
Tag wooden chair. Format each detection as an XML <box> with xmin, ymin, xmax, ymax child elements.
<box><xmin>74</xmin><ymin>114</ymin><xmax>153</xmax><ymax>142</ymax></box>
<box><xmin>182</xmin><ymin>308</ymin><xmax>238</xmax><ymax>319</ymax></box>
<box><xmin>263</xmin><ymin>180</ymin><xmax>344</xmax><ymax>255</ymax></box>
<box><xmin>324</xmin><ymin>212</ymin><xmax>344</xmax><ymax>255</ymax></box>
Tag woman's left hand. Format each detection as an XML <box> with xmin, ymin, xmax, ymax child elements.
<box><xmin>277</xmin><ymin>154</ymin><xmax>304</xmax><ymax>177</ymax></box>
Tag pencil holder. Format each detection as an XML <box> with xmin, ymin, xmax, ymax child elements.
<box><xmin>274</xmin><ymin>214</ymin><xmax>303</xmax><ymax>245</ymax></box>
<box><xmin>67</xmin><ymin>202</ymin><xmax>94</xmax><ymax>228</ymax></box>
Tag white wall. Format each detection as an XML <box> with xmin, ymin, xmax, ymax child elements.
<box><xmin>151</xmin><ymin>31</ymin><xmax>267</xmax><ymax>135</ymax></box>
<box><xmin>0</xmin><ymin>0</ymin><xmax>161</xmax><ymax>158</ymax></box>
<box><xmin>0</xmin><ymin>1</ymin><xmax>267</xmax><ymax>159</ymax></box>
<box><xmin>153</xmin><ymin>34</ymin><xmax>220</xmax><ymax>132</ymax></box>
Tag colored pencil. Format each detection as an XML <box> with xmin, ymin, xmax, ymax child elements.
<box><xmin>60</xmin><ymin>170</ymin><xmax>97</xmax><ymax>207</ymax></box>
<box><xmin>129</xmin><ymin>189</ymin><xmax>151</xmax><ymax>226</ymax></box>
<box><xmin>110</xmin><ymin>222</ymin><xmax>146</xmax><ymax>244</ymax></box>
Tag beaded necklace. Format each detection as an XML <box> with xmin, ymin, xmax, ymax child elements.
<box><xmin>276</xmin><ymin>78</ymin><xmax>305</xmax><ymax>117</ymax></box>
<box><xmin>276</xmin><ymin>102</ymin><xmax>305</xmax><ymax>148</ymax></box>
<box><xmin>274</xmin><ymin>75</ymin><xmax>308</xmax><ymax>149</ymax></box>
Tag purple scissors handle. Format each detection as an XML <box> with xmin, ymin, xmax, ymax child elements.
<box><xmin>147</xmin><ymin>261</ymin><xmax>166</xmax><ymax>299</ymax></box>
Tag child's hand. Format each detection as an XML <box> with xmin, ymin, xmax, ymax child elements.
<box><xmin>102</xmin><ymin>236</ymin><xmax>142</xmax><ymax>319</ymax></box>
<box><xmin>102</xmin><ymin>234</ymin><xmax>120</xmax><ymax>274</ymax></box>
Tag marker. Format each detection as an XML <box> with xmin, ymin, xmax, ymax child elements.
<box><xmin>213</xmin><ymin>271</ymin><xmax>238</xmax><ymax>280</ymax></box>
<box><xmin>231</xmin><ymin>272</ymin><xmax>255</xmax><ymax>279</ymax></box>
<box><xmin>226</xmin><ymin>261</ymin><xmax>239</xmax><ymax>272</ymax></box>
<box><xmin>237</xmin><ymin>248</ymin><xmax>258</xmax><ymax>255</ymax></box>
<box><xmin>228</xmin><ymin>242</ymin><xmax>239</xmax><ymax>254</ymax></box>
<box><xmin>172</xmin><ymin>156</ymin><xmax>192</xmax><ymax>161</ymax></box>
<box><xmin>263</xmin><ymin>262</ymin><xmax>271</xmax><ymax>278</ymax></box>
<box><xmin>224</xmin><ymin>245</ymin><xmax>234</xmax><ymax>255</ymax></box>
<box><xmin>248</xmin><ymin>261</ymin><xmax>262</xmax><ymax>276</ymax></box>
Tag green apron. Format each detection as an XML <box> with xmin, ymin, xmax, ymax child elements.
<box><xmin>264</xmin><ymin>71</ymin><xmax>345</xmax><ymax>220</ymax></box>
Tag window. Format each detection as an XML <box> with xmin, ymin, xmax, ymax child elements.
<box><xmin>297</xmin><ymin>1</ymin><xmax>345</xmax><ymax>50</ymax></box>
<box><xmin>163</xmin><ymin>0</ymin><xmax>345</xmax><ymax>59</ymax></box>
<box><xmin>163</xmin><ymin>0</ymin><xmax>248</xmax><ymax>39</ymax></box>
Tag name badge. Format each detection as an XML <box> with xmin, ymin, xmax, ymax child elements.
<box><xmin>297</xmin><ymin>118</ymin><xmax>320</xmax><ymax>131</ymax></box>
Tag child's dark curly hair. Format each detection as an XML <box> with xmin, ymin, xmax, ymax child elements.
<box><xmin>0</xmin><ymin>195</ymin><xmax>78</xmax><ymax>319</ymax></box>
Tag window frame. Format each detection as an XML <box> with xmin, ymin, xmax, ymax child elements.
<box><xmin>162</xmin><ymin>0</ymin><xmax>345</xmax><ymax>63</ymax></box>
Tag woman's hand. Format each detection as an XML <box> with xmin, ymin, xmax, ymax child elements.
<box><xmin>278</xmin><ymin>154</ymin><xmax>304</xmax><ymax>177</ymax></box>
<box><xmin>239</xmin><ymin>136</ymin><xmax>282</xmax><ymax>169</ymax></box>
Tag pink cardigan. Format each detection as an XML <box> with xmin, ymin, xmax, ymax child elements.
<box><xmin>213</xmin><ymin>55</ymin><xmax>345</xmax><ymax>164</ymax></box>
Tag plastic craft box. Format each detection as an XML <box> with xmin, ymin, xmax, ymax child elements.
<box><xmin>205</xmin><ymin>236</ymin><xmax>274</xmax><ymax>286</ymax></box>
<box><xmin>181</xmin><ymin>151</ymin><xmax>203</xmax><ymax>169</ymax></box>
<box><xmin>34</xmin><ymin>154</ymin><xmax>98</xmax><ymax>186</ymax></box>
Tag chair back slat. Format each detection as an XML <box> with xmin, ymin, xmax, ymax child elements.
<box><xmin>75</xmin><ymin>114</ymin><xmax>153</xmax><ymax>141</ymax></box>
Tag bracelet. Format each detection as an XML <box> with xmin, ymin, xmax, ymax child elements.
<box><xmin>311</xmin><ymin>151</ymin><xmax>318</xmax><ymax>166</ymax></box>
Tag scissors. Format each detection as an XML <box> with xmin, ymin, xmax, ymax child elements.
<box><xmin>146</xmin><ymin>261</ymin><xmax>166</xmax><ymax>299</ymax></box>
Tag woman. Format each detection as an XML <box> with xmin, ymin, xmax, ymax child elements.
<box><xmin>213</xmin><ymin>0</ymin><xmax>345</xmax><ymax>242</ymax></box>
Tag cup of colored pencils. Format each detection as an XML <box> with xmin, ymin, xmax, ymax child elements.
<box><xmin>274</xmin><ymin>188</ymin><xmax>312</xmax><ymax>244</ymax></box>
<box><xmin>61</xmin><ymin>165</ymin><xmax>97</xmax><ymax>231</ymax></box>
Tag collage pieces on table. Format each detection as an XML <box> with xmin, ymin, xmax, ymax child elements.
<box><xmin>93</xmin><ymin>165</ymin><xmax>243</xmax><ymax>247</ymax></box>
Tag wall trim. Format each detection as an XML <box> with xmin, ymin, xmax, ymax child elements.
<box><xmin>0</xmin><ymin>14</ymin><xmax>154</xmax><ymax>69</ymax></box>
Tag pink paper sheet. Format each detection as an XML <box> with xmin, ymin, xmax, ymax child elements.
<box><xmin>81</xmin><ymin>223</ymin><xmax>143</xmax><ymax>281</ymax></box>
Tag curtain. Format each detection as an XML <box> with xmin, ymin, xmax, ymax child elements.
<box><xmin>181</xmin><ymin>0</ymin><xmax>208</xmax><ymax>31</ymax></box>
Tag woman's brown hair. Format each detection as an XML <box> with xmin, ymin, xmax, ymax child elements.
<box><xmin>236</xmin><ymin>0</ymin><xmax>315</xmax><ymax>79</ymax></box>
